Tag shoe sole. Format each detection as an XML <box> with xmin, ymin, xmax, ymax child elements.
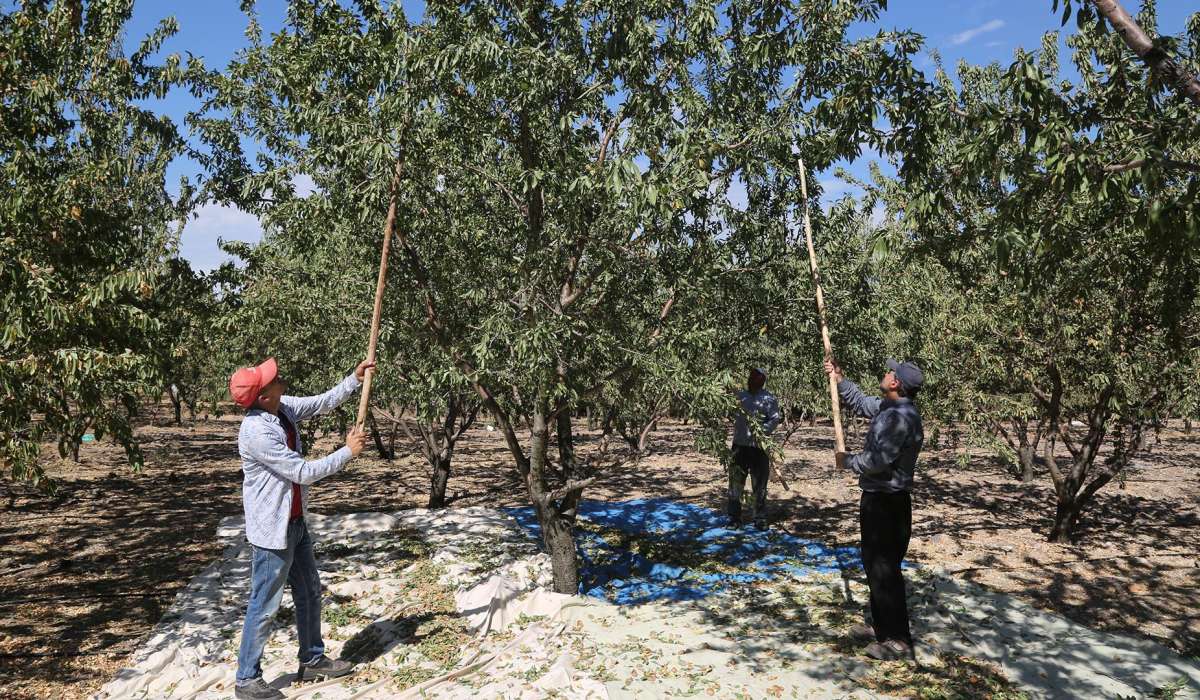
<box><xmin>297</xmin><ymin>666</ymin><xmax>354</xmax><ymax>682</ymax></box>
<box><xmin>865</xmin><ymin>648</ymin><xmax>915</xmax><ymax>662</ymax></box>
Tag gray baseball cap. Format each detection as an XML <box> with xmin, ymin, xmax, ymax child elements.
<box><xmin>751</xmin><ymin>367</ymin><xmax>768</xmax><ymax>380</ymax></box>
<box><xmin>886</xmin><ymin>359</ymin><xmax>924</xmax><ymax>391</ymax></box>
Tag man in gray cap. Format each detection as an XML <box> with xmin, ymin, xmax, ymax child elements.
<box><xmin>824</xmin><ymin>357</ymin><xmax>925</xmax><ymax>661</ymax></box>
<box><xmin>729</xmin><ymin>367</ymin><xmax>782</xmax><ymax>529</ymax></box>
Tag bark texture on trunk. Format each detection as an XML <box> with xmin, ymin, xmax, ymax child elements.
<box><xmin>557</xmin><ymin>410</ymin><xmax>575</xmax><ymax>474</ymax></box>
<box><xmin>1018</xmin><ymin>445</ymin><xmax>1037</xmax><ymax>483</ymax></box>
<box><xmin>538</xmin><ymin>500</ymin><xmax>579</xmax><ymax>594</ymax></box>
<box><xmin>428</xmin><ymin>454</ymin><xmax>451</xmax><ymax>509</ymax></box>
<box><xmin>368</xmin><ymin>412</ymin><xmax>394</xmax><ymax>460</ymax></box>
<box><xmin>1049</xmin><ymin>499</ymin><xmax>1082</xmax><ymax>543</ymax></box>
<box><xmin>531</xmin><ymin>408</ymin><xmax>580</xmax><ymax>593</ymax></box>
<box><xmin>168</xmin><ymin>385</ymin><xmax>183</xmax><ymax>425</ymax></box>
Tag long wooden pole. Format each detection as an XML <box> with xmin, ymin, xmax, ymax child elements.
<box><xmin>355</xmin><ymin>178</ymin><xmax>400</xmax><ymax>428</ymax></box>
<box><xmin>768</xmin><ymin>451</ymin><xmax>791</xmax><ymax>491</ymax></box>
<box><xmin>797</xmin><ymin>158</ymin><xmax>846</xmax><ymax>454</ymax></box>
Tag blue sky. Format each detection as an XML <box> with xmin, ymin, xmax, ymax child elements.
<box><xmin>120</xmin><ymin>0</ymin><xmax>1196</xmax><ymax>270</ymax></box>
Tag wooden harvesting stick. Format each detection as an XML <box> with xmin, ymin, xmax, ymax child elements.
<box><xmin>797</xmin><ymin>158</ymin><xmax>846</xmax><ymax>455</ymax></box>
<box><xmin>769</xmin><ymin>452</ymin><xmax>791</xmax><ymax>491</ymax></box>
<box><xmin>355</xmin><ymin>186</ymin><xmax>399</xmax><ymax>428</ymax></box>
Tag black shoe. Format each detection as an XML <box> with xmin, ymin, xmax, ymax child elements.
<box><xmin>298</xmin><ymin>655</ymin><xmax>355</xmax><ymax>681</ymax></box>
<box><xmin>235</xmin><ymin>678</ymin><xmax>285</xmax><ymax>700</ymax></box>
<box><xmin>727</xmin><ymin>517</ymin><xmax>742</xmax><ymax>529</ymax></box>
<box><xmin>752</xmin><ymin>519</ymin><xmax>767</xmax><ymax>531</ymax></box>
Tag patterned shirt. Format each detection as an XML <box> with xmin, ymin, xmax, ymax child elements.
<box><xmin>838</xmin><ymin>379</ymin><xmax>924</xmax><ymax>494</ymax></box>
<box><xmin>732</xmin><ymin>388</ymin><xmax>782</xmax><ymax>448</ymax></box>
<box><xmin>237</xmin><ymin>373</ymin><xmax>361</xmax><ymax>549</ymax></box>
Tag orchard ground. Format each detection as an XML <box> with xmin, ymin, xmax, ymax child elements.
<box><xmin>2</xmin><ymin>406</ymin><xmax>1198</xmax><ymax>699</ymax></box>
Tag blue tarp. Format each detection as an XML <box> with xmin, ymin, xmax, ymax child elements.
<box><xmin>505</xmin><ymin>498</ymin><xmax>866</xmax><ymax>606</ymax></box>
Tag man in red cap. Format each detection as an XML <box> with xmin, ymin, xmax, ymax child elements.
<box><xmin>229</xmin><ymin>357</ymin><xmax>373</xmax><ymax>700</ymax></box>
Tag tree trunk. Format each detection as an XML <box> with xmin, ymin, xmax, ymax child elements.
<box><xmin>368</xmin><ymin>413</ymin><xmax>393</xmax><ymax>460</ymax></box>
<box><xmin>1048</xmin><ymin>497</ymin><xmax>1083</xmax><ymax>543</ymax></box>
<box><xmin>538</xmin><ymin>500</ymin><xmax>579</xmax><ymax>593</ymax></box>
<box><xmin>534</xmin><ymin>408</ymin><xmax>578</xmax><ymax>593</ymax></box>
<box><xmin>427</xmin><ymin>453</ymin><xmax>451</xmax><ymax>509</ymax></box>
<box><xmin>168</xmin><ymin>385</ymin><xmax>182</xmax><ymax>425</ymax></box>
<box><xmin>557</xmin><ymin>410</ymin><xmax>575</xmax><ymax>473</ymax></box>
<box><xmin>1012</xmin><ymin>417</ymin><xmax>1038</xmax><ymax>483</ymax></box>
<box><xmin>1018</xmin><ymin>445</ymin><xmax>1036</xmax><ymax>483</ymax></box>
<box><xmin>637</xmin><ymin>418</ymin><xmax>656</xmax><ymax>454</ymax></box>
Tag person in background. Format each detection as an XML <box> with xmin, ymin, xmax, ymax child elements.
<box><xmin>228</xmin><ymin>357</ymin><xmax>374</xmax><ymax>700</ymax></box>
<box><xmin>729</xmin><ymin>367</ymin><xmax>782</xmax><ymax>529</ymax></box>
<box><xmin>825</xmin><ymin>356</ymin><xmax>925</xmax><ymax>662</ymax></box>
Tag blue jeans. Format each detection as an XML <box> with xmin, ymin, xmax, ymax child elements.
<box><xmin>236</xmin><ymin>518</ymin><xmax>325</xmax><ymax>684</ymax></box>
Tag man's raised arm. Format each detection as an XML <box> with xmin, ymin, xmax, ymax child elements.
<box><xmin>824</xmin><ymin>357</ymin><xmax>880</xmax><ymax>418</ymax></box>
<box><xmin>281</xmin><ymin>360</ymin><xmax>375</xmax><ymax>422</ymax></box>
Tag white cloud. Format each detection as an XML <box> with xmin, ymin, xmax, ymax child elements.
<box><xmin>950</xmin><ymin>19</ymin><xmax>1005</xmax><ymax>46</ymax></box>
<box><xmin>869</xmin><ymin>202</ymin><xmax>887</xmax><ymax>228</ymax></box>
<box><xmin>292</xmin><ymin>173</ymin><xmax>318</xmax><ymax>197</ymax></box>
<box><xmin>726</xmin><ymin>177</ymin><xmax>747</xmax><ymax>211</ymax></box>
<box><xmin>179</xmin><ymin>202</ymin><xmax>263</xmax><ymax>271</ymax></box>
<box><xmin>818</xmin><ymin>178</ymin><xmax>857</xmax><ymax>200</ymax></box>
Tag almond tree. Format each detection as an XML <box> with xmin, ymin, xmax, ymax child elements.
<box><xmin>901</xmin><ymin>3</ymin><xmax>1200</xmax><ymax>541</ymax></box>
<box><xmin>401</xmin><ymin>0</ymin><xmax>927</xmax><ymax>591</ymax></box>
<box><xmin>194</xmin><ymin>0</ymin><xmax>926</xmax><ymax>592</ymax></box>
<box><xmin>1</xmin><ymin>0</ymin><xmax>187</xmax><ymax>486</ymax></box>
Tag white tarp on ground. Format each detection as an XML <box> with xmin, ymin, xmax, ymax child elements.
<box><xmin>94</xmin><ymin>507</ymin><xmax>1199</xmax><ymax>700</ymax></box>
<box><xmin>916</xmin><ymin>572</ymin><xmax>1200</xmax><ymax>699</ymax></box>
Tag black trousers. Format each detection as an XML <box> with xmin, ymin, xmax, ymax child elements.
<box><xmin>859</xmin><ymin>490</ymin><xmax>912</xmax><ymax>644</ymax></box>
<box><xmin>728</xmin><ymin>445</ymin><xmax>769</xmax><ymax>524</ymax></box>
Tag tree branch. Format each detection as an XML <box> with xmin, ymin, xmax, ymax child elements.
<box><xmin>540</xmin><ymin>476</ymin><xmax>599</xmax><ymax>505</ymax></box>
<box><xmin>596</xmin><ymin>110</ymin><xmax>625</xmax><ymax>169</ymax></box>
<box><xmin>1103</xmin><ymin>157</ymin><xmax>1200</xmax><ymax>173</ymax></box>
<box><xmin>575</xmin><ymin>287</ymin><xmax>678</xmax><ymax>402</ymax></box>
<box><xmin>387</xmin><ymin>158</ymin><xmax>529</xmax><ymax>474</ymax></box>
<box><xmin>463</xmin><ymin>162</ymin><xmax>527</xmax><ymax>216</ymax></box>
<box><xmin>1090</xmin><ymin>0</ymin><xmax>1200</xmax><ymax>106</ymax></box>
<box><xmin>454</xmin><ymin>404</ymin><xmax>480</xmax><ymax>442</ymax></box>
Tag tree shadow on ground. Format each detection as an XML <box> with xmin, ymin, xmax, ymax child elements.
<box><xmin>339</xmin><ymin>611</ymin><xmax>436</xmax><ymax>665</ymax></box>
<box><xmin>3</xmin><ymin>415</ymin><xmax>1197</xmax><ymax>698</ymax></box>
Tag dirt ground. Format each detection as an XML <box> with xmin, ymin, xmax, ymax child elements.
<box><xmin>2</xmin><ymin>406</ymin><xmax>1198</xmax><ymax>699</ymax></box>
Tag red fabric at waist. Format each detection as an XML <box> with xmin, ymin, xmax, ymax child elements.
<box><xmin>280</xmin><ymin>412</ymin><xmax>303</xmax><ymax>521</ymax></box>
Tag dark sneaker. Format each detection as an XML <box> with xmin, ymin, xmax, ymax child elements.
<box><xmin>298</xmin><ymin>655</ymin><xmax>354</xmax><ymax>681</ymax></box>
<box><xmin>235</xmin><ymin>678</ymin><xmax>285</xmax><ymax>700</ymax></box>
<box><xmin>864</xmin><ymin>639</ymin><xmax>914</xmax><ymax>661</ymax></box>
<box><xmin>727</xmin><ymin>517</ymin><xmax>742</xmax><ymax>529</ymax></box>
<box><xmin>752</xmin><ymin>519</ymin><xmax>767</xmax><ymax>531</ymax></box>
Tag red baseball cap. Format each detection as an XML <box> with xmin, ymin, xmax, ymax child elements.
<box><xmin>229</xmin><ymin>358</ymin><xmax>279</xmax><ymax>409</ymax></box>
